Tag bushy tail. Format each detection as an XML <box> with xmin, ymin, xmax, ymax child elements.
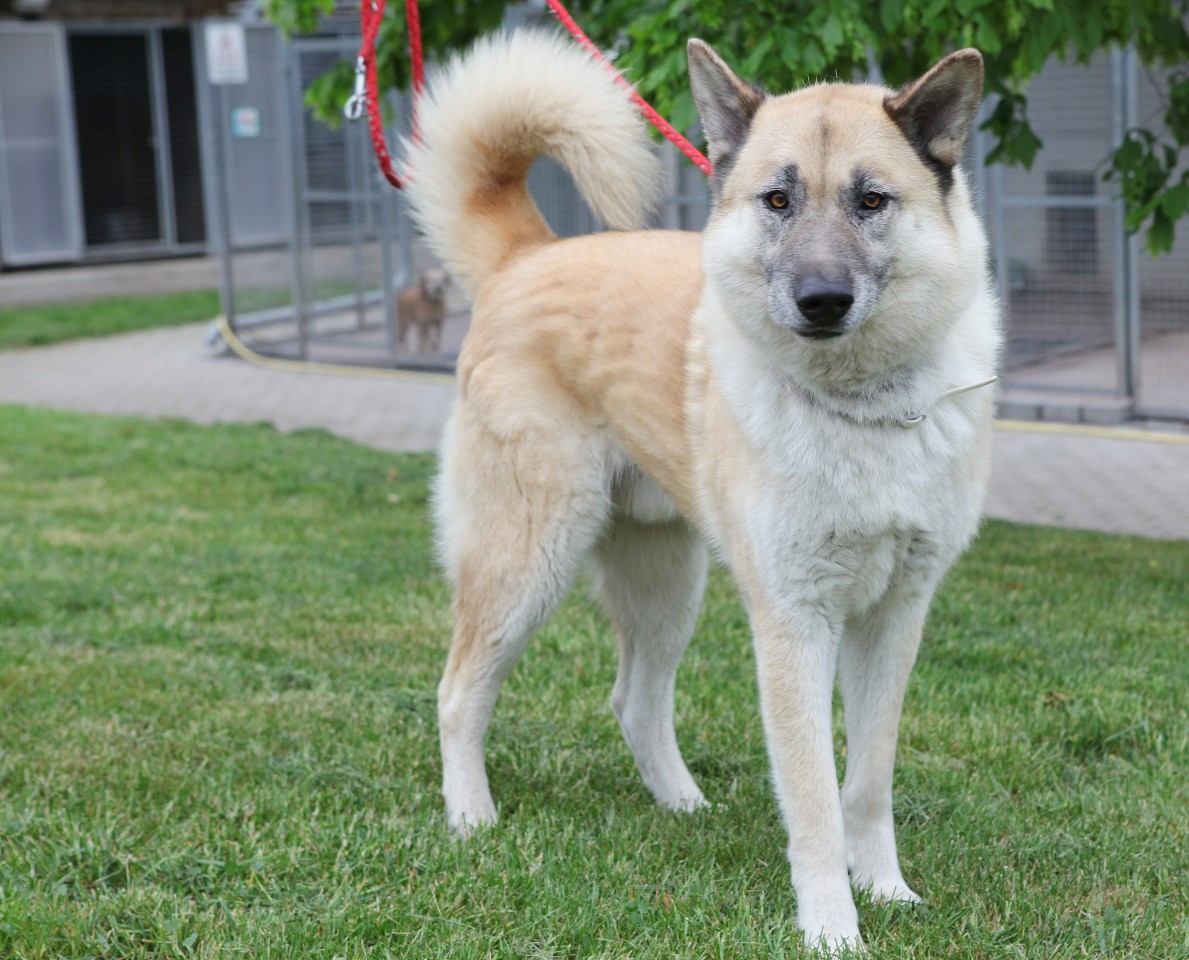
<box><xmin>402</xmin><ymin>30</ymin><xmax>663</xmax><ymax>293</ymax></box>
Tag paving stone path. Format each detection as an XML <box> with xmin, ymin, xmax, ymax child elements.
<box><xmin>1</xmin><ymin>322</ymin><xmax>1186</xmax><ymax>541</ymax></box>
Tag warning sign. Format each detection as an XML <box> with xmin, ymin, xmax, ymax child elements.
<box><xmin>205</xmin><ymin>22</ymin><xmax>248</xmax><ymax>85</ymax></box>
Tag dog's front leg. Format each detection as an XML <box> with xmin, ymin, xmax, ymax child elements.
<box><xmin>752</xmin><ymin>608</ymin><xmax>862</xmax><ymax>952</ymax></box>
<box><xmin>838</xmin><ymin>590</ymin><xmax>933</xmax><ymax>904</ymax></box>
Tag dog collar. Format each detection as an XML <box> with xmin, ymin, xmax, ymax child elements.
<box><xmin>899</xmin><ymin>376</ymin><xmax>999</xmax><ymax>428</ymax></box>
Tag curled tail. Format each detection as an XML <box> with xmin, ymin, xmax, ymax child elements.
<box><xmin>402</xmin><ymin>30</ymin><xmax>662</xmax><ymax>293</ymax></box>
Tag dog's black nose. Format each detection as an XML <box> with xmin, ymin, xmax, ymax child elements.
<box><xmin>796</xmin><ymin>279</ymin><xmax>854</xmax><ymax>328</ymax></box>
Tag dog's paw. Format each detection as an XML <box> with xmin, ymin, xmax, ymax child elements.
<box><xmin>447</xmin><ymin>813</ymin><xmax>496</xmax><ymax>840</ymax></box>
<box><xmin>445</xmin><ymin>801</ymin><xmax>497</xmax><ymax>840</ymax></box>
<box><xmin>662</xmin><ymin>792</ymin><xmax>711</xmax><ymax>814</ymax></box>
<box><xmin>798</xmin><ymin>897</ymin><xmax>864</xmax><ymax>956</ymax></box>
<box><xmin>852</xmin><ymin>871</ymin><xmax>922</xmax><ymax>905</ymax></box>
<box><xmin>801</xmin><ymin>927</ymin><xmax>866</xmax><ymax>957</ymax></box>
<box><xmin>870</xmin><ymin>880</ymin><xmax>921</xmax><ymax>904</ymax></box>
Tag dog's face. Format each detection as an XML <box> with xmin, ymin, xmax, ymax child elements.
<box><xmin>420</xmin><ymin>267</ymin><xmax>451</xmax><ymax>299</ymax></box>
<box><xmin>689</xmin><ymin>42</ymin><xmax>985</xmax><ymax>369</ymax></box>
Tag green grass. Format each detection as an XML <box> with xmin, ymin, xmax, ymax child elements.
<box><xmin>0</xmin><ymin>291</ymin><xmax>220</xmax><ymax>350</ymax></box>
<box><xmin>0</xmin><ymin>404</ymin><xmax>1185</xmax><ymax>958</ymax></box>
<box><xmin>0</xmin><ymin>280</ymin><xmax>364</xmax><ymax>350</ymax></box>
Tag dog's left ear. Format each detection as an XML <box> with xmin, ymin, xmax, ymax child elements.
<box><xmin>884</xmin><ymin>49</ymin><xmax>984</xmax><ymax>184</ymax></box>
<box><xmin>687</xmin><ymin>39</ymin><xmax>766</xmax><ymax>188</ymax></box>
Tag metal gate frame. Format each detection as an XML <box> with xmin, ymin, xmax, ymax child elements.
<box><xmin>985</xmin><ymin>46</ymin><xmax>1187</xmax><ymax>421</ymax></box>
<box><xmin>198</xmin><ymin>21</ymin><xmax>1186</xmax><ymax>420</ymax></box>
<box><xmin>198</xmin><ymin>21</ymin><xmax>411</xmax><ymax>361</ymax></box>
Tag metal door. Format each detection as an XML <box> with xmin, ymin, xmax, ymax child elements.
<box><xmin>0</xmin><ymin>23</ymin><xmax>83</xmax><ymax>267</ymax></box>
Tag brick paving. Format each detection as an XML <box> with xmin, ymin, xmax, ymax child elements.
<box><xmin>1</xmin><ymin>320</ymin><xmax>1187</xmax><ymax>540</ymax></box>
<box><xmin>985</xmin><ymin>423</ymin><xmax>1189</xmax><ymax>540</ymax></box>
<box><xmin>0</xmin><ymin>323</ymin><xmax>454</xmax><ymax>452</ymax></box>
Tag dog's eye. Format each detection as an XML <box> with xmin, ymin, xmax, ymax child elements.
<box><xmin>765</xmin><ymin>191</ymin><xmax>789</xmax><ymax>211</ymax></box>
<box><xmin>860</xmin><ymin>192</ymin><xmax>886</xmax><ymax>211</ymax></box>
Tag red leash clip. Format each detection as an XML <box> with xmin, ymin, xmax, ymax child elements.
<box><xmin>346</xmin><ymin>0</ymin><xmax>421</xmax><ymax>189</ymax></box>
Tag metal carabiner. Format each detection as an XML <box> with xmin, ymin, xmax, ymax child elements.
<box><xmin>343</xmin><ymin>56</ymin><xmax>368</xmax><ymax>122</ymax></box>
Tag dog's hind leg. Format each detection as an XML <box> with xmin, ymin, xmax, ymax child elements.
<box><xmin>436</xmin><ymin>423</ymin><xmax>610</xmax><ymax>836</ymax></box>
<box><xmin>595</xmin><ymin>517</ymin><xmax>709</xmax><ymax>812</ymax></box>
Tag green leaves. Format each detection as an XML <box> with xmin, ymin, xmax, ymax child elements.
<box><xmin>262</xmin><ymin>0</ymin><xmax>335</xmax><ymax>36</ymax></box>
<box><xmin>983</xmin><ymin>91</ymin><xmax>1044</xmax><ymax>169</ymax></box>
<box><xmin>819</xmin><ymin>13</ymin><xmax>845</xmax><ymax>58</ymax></box>
<box><xmin>1106</xmin><ymin>126</ymin><xmax>1188</xmax><ymax>254</ymax></box>
<box><xmin>302</xmin><ymin>59</ymin><xmax>354</xmax><ymax>130</ymax></box>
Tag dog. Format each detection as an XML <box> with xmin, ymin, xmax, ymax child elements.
<box><xmin>397</xmin><ymin>267</ymin><xmax>450</xmax><ymax>356</ymax></box>
<box><xmin>403</xmin><ymin>31</ymin><xmax>1000</xmax><ymax>952</ymax></box>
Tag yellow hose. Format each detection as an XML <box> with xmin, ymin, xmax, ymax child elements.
<box><xmin>996</xmin><ymin>419</ymin><xmax>1189</xmax><ymax>446</ymax></box>
<box><xmin>214</xmin><ymin>314</ymin><xmax>455</xmax><ymax>386</ymax></box>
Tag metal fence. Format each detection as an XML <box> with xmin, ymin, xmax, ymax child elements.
<box><xmin>204</xmin><ymin>18</ymin><xmax>634</xmax><ymax>371</ymax></box>
<box><xmin>204</xmin><ymin>24</ymin><xmax>1189</xmax><ymax>421</ymax></box>
<box><xmin>200</xmin><ymin>25</ymin><xmax>409</xmax><ymax>367</ymax></box>
<box><xmin>982</xmin><ymin>49</ymin><xmax>1189</xmax><ymax>422</ymax></box>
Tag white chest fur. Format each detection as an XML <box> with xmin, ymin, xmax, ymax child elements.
<box><xmin>695</xmin><ymin>306</ymin><xmax>994</xmax><ymax>622</ymax></box>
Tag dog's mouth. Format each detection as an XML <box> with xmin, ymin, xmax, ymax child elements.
<box><xmin>796</xmin><ymin>327</ymin><xmax>847</xmax><ymax>341</ymax></box>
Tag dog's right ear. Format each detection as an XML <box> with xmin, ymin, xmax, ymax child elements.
<box><xmin>687</xmin><ymin>39</ymin><xmax>766</xmax><ymax>190</ymax></box>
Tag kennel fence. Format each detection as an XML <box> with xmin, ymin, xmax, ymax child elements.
<box><xmin>199</xmin><ymin>24</ymin><xmax>1188</xmax><ymax>420</ymax></box>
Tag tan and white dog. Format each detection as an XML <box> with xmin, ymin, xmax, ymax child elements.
<box><xmin>404</xmin><ymin>31</ymin><xmax>1001</xmax><ymax>952</ymax></box>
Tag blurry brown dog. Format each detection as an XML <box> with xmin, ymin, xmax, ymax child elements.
<box><xmin>397</xmin><ymin>267</ymin><xmax>450</xmax><ymax>356</ymax></box>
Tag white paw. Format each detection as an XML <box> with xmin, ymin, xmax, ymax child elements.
<box><xmin>445</xmin><ymin>800</ymin><xmax>497</xmax><ymax>839</ymax></box>
<box><xmin>798</xmin><ymin>898</ymin><xmax>864</xmax><ymax>956</ymax></box>
<box><xmin>871</xmin><ymin>880</ymin><xmax>921</xmax><ymax>904</ymax></box>
<box><xmin>662</xmin><ymin>791</ymin><xmax>711</xmax><ymax>814</ymax></box>
<box><xmin>852</xmin><ymin>871</ymin><xmax>921</xmax><ymax>904</ymax></box>
<box><xmin>801</xmin><ymin>927</ymin><xmax>866</xmax><ymax>956</ymax></box>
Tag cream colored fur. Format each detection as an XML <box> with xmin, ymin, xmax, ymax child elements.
<box><xmin>404</xmin><ymin>30</ymin><xmax>1001</xmax><ymax>954</ymax></box>
<box><xmin>404</xmin><ymin>30</ymin><xmax>661</xmax><ymax>293</ymax></box>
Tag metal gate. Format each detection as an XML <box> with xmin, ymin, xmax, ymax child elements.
<box><xmin>200</xmin><ymin>22</ymin><xmax>1188</xmax><ymax>420</ymax></box>
<box><xmin>201</xmin><ymin>23</ymin><xmax>432</xmax><ymax>369</ymax></box>
<box><xmin>0</xmin><ymin>23</ymin><xmax>82</xmax><ymax>266</ymax></box>
<box><xmin>985</xmin><ymin>49</ymin><xmax>1189</xmax><ymax>421</ymax></box>
<box><xmin>200</xmin><ymin>19</ymin><xmax>647</xmax><ymax>372</ymax></box>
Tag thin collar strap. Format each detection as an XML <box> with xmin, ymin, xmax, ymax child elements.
<box><xmin>900</xmin><ymin>376</ymin><xmax>999</xmax><ymax>428</ymax></box>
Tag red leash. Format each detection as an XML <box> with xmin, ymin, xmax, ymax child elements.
<box><xmin>541</xmin><ymin>0</ymin><xmax>713</xmax><ymax>177</ymax></box>
<box><xmin>345</xmin><ymin>0</ymin><xmax>423</xmax><ymax>188</ymax></box>
<box><xmin>347</xmin><ymin>0</ymin><xmax>713</xmax><ymax>188</ymax></box>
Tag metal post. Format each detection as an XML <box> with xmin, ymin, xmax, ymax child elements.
<box><xmin>376</xmin><ymin>152</ymin><xmax>399</xmax><ymax>359</ymax></box>
<box><xmin>661</xmin><ymin>142</ymin><xmax>680</xmax><ymax>230</ymax></box>
<box><xmin>1124</xmin><ymin>47</ymin><xmax>1142</xmax><ymax>408</ymax></box>
<box><xmin>148</xmin><ymin>27</ymin><xmax>177</xmax><ymax>248</ymax></box>
<box><xmin>393</xmin><ymin>177</ymin><xmax>416</xmax><ymax>361</ymax></box>
<box><xmin>346</xmin><ymin>99</ymin><xmax>368</xmax><ymax>329</ymax></box>
<box><xmin>193</xmin><ymin>23</ymin><xmax>236</xmax><ymax>327</ymax></box>
<box><xmin>281</xmin><ymin>36</ymin><xmax>311</xmax><ymax>359</ymax></box>
<box><xmin>988</xmin><ymin>114</ymin><xmax>1011</xmax><ymax>331</ymax></box>
<box><xmin>1111</xmin><ymin>46</ymin><xmax>1140</xmax><ymax>405</ymax></box>
<box><xmin>376</xmin><ymin>89</ymin><xmax>405</xmax><ymax>360</ymax></box>
<box><xmin>395</xmin><ymin>91</ymin><xmax>415</xmax><ymax>283</ymax></box>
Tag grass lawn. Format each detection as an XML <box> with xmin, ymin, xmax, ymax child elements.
<box><xmin>0</xmin><ymin>404</ymin><xmax>1184</xmax><ymax>958</ymax></box>
<box><xmin>0</xmin><ymin>291</ymin><xmax>219</xmax><ymax>350</ymax></box>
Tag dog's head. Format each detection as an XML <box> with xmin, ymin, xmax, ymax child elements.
<box><xmin>688</xmin><ymin>42</ymin><xmax>987</xmax><ymax>376</ymax></box>
<box><xmin>419</xmin><ymin>267</ymin><xmax>451</xmax><ymax>300</ymax></box>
